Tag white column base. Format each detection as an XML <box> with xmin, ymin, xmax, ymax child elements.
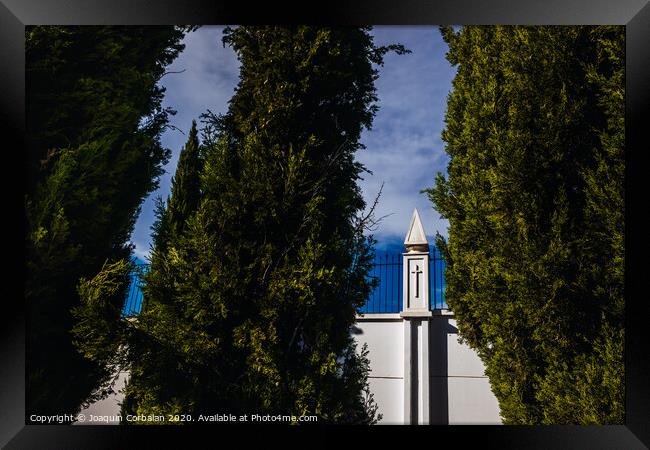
<box><xmin>403</xmin><ymin>317</ymin><xmax>431</xmax><ymax>425</ymax></box>
<box><xmin>403</xmin><ymin>318</ymin><xmax>413</xmax><ymax>424</ymax></box>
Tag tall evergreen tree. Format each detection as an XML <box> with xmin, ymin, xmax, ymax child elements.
<box><xmin>25</xmin><ymin>25</ymin><xmax>190</xmax><ymax>419</ymax></box>
<box><xmin>426</xmin><ymin>26</ymin><xmax>624</xmax><ymax>424</ymax></box>
<box><xmin>166</xmin><ymin>120</ymin><xmax>202</xmax><ymax>239</ymax></box>
<box><xmin>72</xmin><ymin>120</ymin><xmax>205</xmax><ymax>420</ymax></box>
<box><xmin>151</xmin><ymin>120</ymin><xmax>202</xmax><ymax>252</ymax></box>
<box><xmin>118</xmin><ymin>26</ymin><xmax>407</xmax><ymax>423</ymax></box>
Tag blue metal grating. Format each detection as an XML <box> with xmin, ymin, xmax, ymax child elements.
<box><xmin>359</xmin><ymin>249</ymin><xmax>447</xmax><ymax>314</ymax></box>
<box><xmin>122</xmin><ymin>263</ymin><xmax>149</xmax><ymax>317</ymax></box>
<box><xmin>122</xmin><ymin>250</ymin><xmax>446</xmax><ymax>316</ymax></box>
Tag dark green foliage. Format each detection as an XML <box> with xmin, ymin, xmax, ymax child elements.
<box><xmin>426</xmin><ymin>26</ymin><xmax>624</xmax><ymax>424</ymax></box>
<box><xmin>149</xmin><ymin>120</ymin><xmax>202</xmax><ymax>254</ymax></box>
<box><xmin>121</xmin><ymin>26</ymin><xmax>404</xmax><ymax>423</ymax></box>
<box><xmin>71</xmin><ymin>259</ymin><xmax>135</xmax><ymax>396</ymax></box>
<box><xmin>25</xmin><ymin>26</ymin><xmax>188</xmax><ymax>417</ymax></box>
<box><xmin>166</xmin><ymin>121</ymin><xmax>202</xmax><ymax>241</ymax></box>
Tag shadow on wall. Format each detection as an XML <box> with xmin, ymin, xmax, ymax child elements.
<box><xmin>429</xmin><ymin>318</ymin><xmax>458</xmax><ymax>424</ymax></box>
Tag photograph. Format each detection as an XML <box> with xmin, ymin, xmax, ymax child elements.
<box><xmin>3</xmin><ymin>2</ymin><xmax>649</xmax><ymax>448</ymax></box>
<box><xmin>23</xmin><ymin>23</ymin><xmax>626</xmax><ymax>428</ymax></box>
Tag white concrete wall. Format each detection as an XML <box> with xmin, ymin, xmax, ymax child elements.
<box><xmin>75</xmin><ymin>371</ymin><xmax>127</xmax><ymax>425</ymax></box>
<box><xmin>78</xmin><ymin>313</ymin><xmax>501</xmax><ymax>425</ymax></box>
<box><xmin>447</xmin><ymin>377</ymin><xmax>501</xmax><ymax>424</ymax></box>
<box><xmin>353</xmin><ymin>314</ymin><xmax>404</xmax><ymax>424</ymax></box>
<box><xmin>441</xmin><ymin>317</ymin><xmax>501</xmax><ymax>424</ymax></box>
<box><xmin>355</xmin><ymin>312</ymin><xmax>502</xmax><ymax>425</ymax></box>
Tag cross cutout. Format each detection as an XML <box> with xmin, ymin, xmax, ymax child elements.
<box><xmin>411</xmin><ymin>263</ymin><xmax>423</xmax><ymax>298</ymax></box>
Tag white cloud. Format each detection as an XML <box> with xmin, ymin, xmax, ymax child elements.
<box><xmin>129</xmin><ymin>26</ymin><xmax>455</xmax><ymax>258</ymax></box>
<box><xmin>132</xmin><ymin>238</ymin><xmax>151</xmax><ymax>262</ymax></box>
<box><xmin>158</xmin><ymin>26</ymin><xmax>241</xmax><ymax>187</ymax></box>
<box><xmin>357</xmin><ymin>26</ymin><xmax>454</xmax><ymax>242</ymax></box>
<box><xmin>131</xmin><ymin>26</ymin><xmax>240</xmax><ymax>259</ymax></box>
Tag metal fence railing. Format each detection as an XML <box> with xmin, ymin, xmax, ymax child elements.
<box><xmin>122</xmin><ymin>249</ymin><xmax>447</xmax><ymax>316</ymax></box>
<box><xmin>122</xmin><ymin>263</ymin><xmax>149</xmax><ymax>317</ymax></box>
<box><xmin>361</xmin><ymin>254</ymin><xmax>403</xmax><ymax>313</ymax></box>
<box><xmin>359</xmin><ymin>249</ymin><xmax>447</xmax><ymax>314</ymax></box>
<box><xmin>430</xmin><ymin>246</ymin><xmax>448</xmax><ymax>311</ymax></box>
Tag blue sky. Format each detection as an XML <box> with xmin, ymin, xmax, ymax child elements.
<box><xmin>130</xmin><ymin>26</ymin><xmax>455</xmax><ymax>261</ymax></box>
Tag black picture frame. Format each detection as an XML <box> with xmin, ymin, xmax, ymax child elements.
<box><xmin>3</xmin><ymin>0</ymin><xmax>649</xmax><ymax>447</ymax></box>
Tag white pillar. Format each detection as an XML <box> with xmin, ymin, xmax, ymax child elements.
<box><xmin>403</xmin><ymin>318</ymin><xmax>413</xmax><ymax>423</ymax></box>
<box><xmin>418</xmin><ymin>319</ymin><xmax>430</xmax><ymax>424</ymax></box>
<box><xmin>400</xmin><ymin>209</ymin><xmax>432</xmax><ymax>424</ymax></box>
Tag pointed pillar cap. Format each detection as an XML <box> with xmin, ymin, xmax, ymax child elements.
<box><xmin>404</xmin><ymin>209</ymin><xmax>429</xmax><ymax>252</ymax></box>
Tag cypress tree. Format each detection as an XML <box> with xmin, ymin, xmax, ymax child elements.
<box><xmin>121</xmin><ymin>26</ymin><xmax>408</xmax><ymax>423</ymax></box>
<box><xmin>166</xmin><ymin>120</ymin><xmax>202</xmax><ymax>240</ymax></box>
<box><xmin>149</xmin><ymin>120</ymin><xmax>202</xmax><ymax>253</ymax></box>
<box><xmin>72</xmin><ymin>120</ymin><xmax>205</xmax><ymax>420</ymax></box>
<box><xmin>25</xmin><ymin>25</ymin><xmax>189</xmax><ymax>418</ymax></box>
<box><xmin>426</xmin><ymin>26</ymin><xmax>624</xmax><ymax>424</ymax></box>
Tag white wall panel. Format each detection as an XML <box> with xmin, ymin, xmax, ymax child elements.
<box><xmin>447</xmin><ymin>377</ymin><xmax>502</xmax><ymax>425</ymax></box>
<box><xmin>353</xmin><ymin>319</ymin><xmax>403</xmax><ymax>378</ymax></box>
<box><xmin>368</xmin><ymin>377</ymin><xmax>404</xmax><ymax>425</ymax></box>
